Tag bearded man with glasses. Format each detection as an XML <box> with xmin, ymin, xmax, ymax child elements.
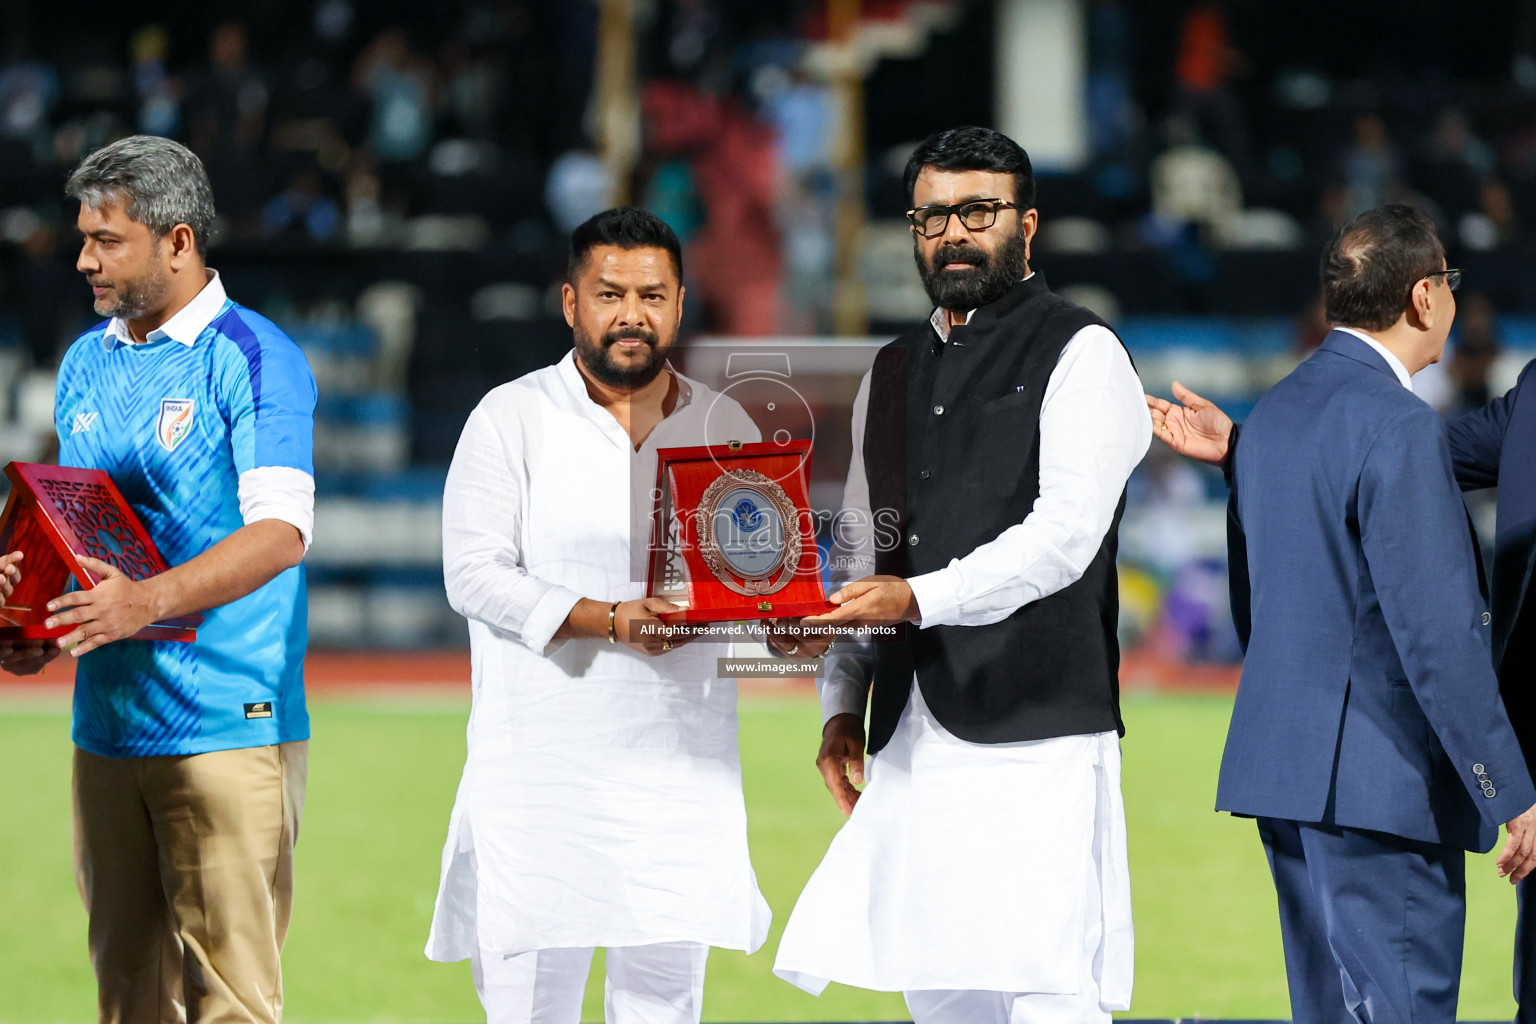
<box><xmin>771</xmin><ymin>126</ymin><xmax>1150</xmax><ymax>1024</ymax></box>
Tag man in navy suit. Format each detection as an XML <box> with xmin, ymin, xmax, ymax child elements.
<box><xmin>1152</xmin><ymin>219</ymin><xmax>1536</xmax><ymax>1022</ymax></box>
<box><xmin>1154</xmin><ymin>204</ymin><xmax>1536</xmax><ymax>1024</ymax></box>
<box><xmin>1446</xmin><ymin>368</ymin><xmax>1536</xmax><ymax>1022</ymax></box>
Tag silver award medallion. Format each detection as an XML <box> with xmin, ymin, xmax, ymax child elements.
<box><xmin>695</xmin><ymin>470</ymin><xmax>801</xmax><ymax>596</ymax></box>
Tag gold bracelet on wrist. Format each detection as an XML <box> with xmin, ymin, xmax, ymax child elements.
<box><xmin>607</xmin><ymin>601</ymin><xmax>620</xmax><ymax>644</ymax></box>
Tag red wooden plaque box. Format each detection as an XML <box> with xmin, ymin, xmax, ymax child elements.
<box><xmin>648</xmin><ymin>440</ymin><xmax>837</xmax><ymax>623</ymax></box>
<box><xmin>0</xmin><ymin>462</ymin><xmax>201</xmax><ymax>642</ymax></box>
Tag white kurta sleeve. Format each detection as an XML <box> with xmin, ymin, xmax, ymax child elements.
<box><xmin>906</xmin><ymin>324</ymin><xmax>1152</xmax><ymax>628</ymax></box>
<box><xmin>442</xmin><ymin>403</ymin><xmax>583</xmax><ymax>655</ymax></box>
<box><xmin>820</xmin><ymin>370</ymin><xmax>876</xmax><ymax>724</ymax></box>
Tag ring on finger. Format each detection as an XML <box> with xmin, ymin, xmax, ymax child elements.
<box><xmin>661</xmin><ymin>637</ymin><xmax>673</xmax><ymax>651</ymax></box>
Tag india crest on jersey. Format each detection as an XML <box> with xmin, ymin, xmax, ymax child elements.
<box><xmin>157</xmin><ymin>398</ymin><xmax>195</xmax><ymax>452</ymax></box>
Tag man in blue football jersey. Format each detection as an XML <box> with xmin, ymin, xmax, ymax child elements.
<box><xmin>0</xmin><ymin>135</ymin><xmax>316</xmax><ymax>1023</ymax></box>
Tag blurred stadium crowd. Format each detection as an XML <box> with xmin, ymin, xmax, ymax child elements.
<box><xmin>2</xmin><ymin>0</ymin><xmax>1536</xmax><ymax>652</ymax></box>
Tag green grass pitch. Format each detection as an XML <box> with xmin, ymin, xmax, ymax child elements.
<box><xmin>0</xmin><ymin>689</ymin><xmax>1521</xmax><ymax>1023</ymax></box>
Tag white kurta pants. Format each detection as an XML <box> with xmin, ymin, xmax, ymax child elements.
<box><xmin>474</xmin><ymin>940</ymin><xmax>708</xmax><ymax>1024</ymax></box>
<box><xmin>774</xmin><ymin>685</ymin><xmax>1134</xmax><ymax>1021</ymax></box>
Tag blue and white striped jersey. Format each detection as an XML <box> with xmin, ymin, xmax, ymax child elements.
<box><xmin>54</xmin><ymin>275</ymin><xmax>316</xmax><ymax>757</ymax></box>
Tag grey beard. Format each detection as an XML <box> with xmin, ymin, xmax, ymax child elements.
<box><xmin>93</xmin><ymin>262</ymin><xmax>170</xmax><ymax>321</ymax></box>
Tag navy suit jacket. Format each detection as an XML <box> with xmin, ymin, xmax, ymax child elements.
<box><xmin>1447</xmin><ymin>359</ymin><xmax>1536</xmax><ymax>763</ymax></box>
<box><xmin>1222</xmin><ymin>330</ymin><xmax>1536</xmax><ymax>852</ymax></box>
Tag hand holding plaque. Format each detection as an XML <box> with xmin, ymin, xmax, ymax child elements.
<box><xmin>0</xmin><ymin>550</ymin><xmax>20</xmax><ymax>605</ymax></box>
<box><xmin>0</xmin><ymin>462</ymin><xmax>200</xmax><ymax>643</ymax></box>
<box><xmin>646</xmin><ymin>440</ymin><xmax>837</xmax><ymax>622</ymax></box>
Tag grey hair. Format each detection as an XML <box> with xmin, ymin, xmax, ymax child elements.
<box><xmin>65</xmin><ymin>135</ymin><xmax>216</xmax><ymax>255</ymax></box>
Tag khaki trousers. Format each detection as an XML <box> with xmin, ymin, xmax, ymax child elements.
<box><xmin>72</xmin><ymin>741</ymin><xmax>307</xmax><ymax>1024</ymax></box>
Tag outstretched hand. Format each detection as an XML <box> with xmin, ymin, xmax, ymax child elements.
<box><xmin>802</xmin><ymin>575</ymin><xmax>918</xmax><ymax>631</ymax></box>
<box><xmin>1145</xmin><ymin>381</ymin><xmax>1235</xmax><ymax>466</ymax></box>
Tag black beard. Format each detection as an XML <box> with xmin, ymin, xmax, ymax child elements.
<box><xmin>574</xmin><ymin>324</ymin><xmax>671</xmax><ymax>389</ymax></box>
<box><xmin>914</xmin><ymin>230</ymin><xmax>1028</xmax><ymax>311</ymax></box>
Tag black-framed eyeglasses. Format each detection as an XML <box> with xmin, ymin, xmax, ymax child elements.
<box><xmin>1424</xmin><ymin>268</ymin><xmax>1462</xmax><ymax>292</ymax></box>
<box><xmin>905</xmin><ymin>198</ymin><xmax>1019</xmax><ymax>238</ymax></box>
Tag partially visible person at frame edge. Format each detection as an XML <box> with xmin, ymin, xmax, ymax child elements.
<box><xmin>0</xmin><ymin>134</ymin><xmax>317</xmax><ymax>1024</ymax></box>
<box><xmin>1149</xmin><ymin>204</ymin><xmax>1536</xmax><ymax>1024</ymax></box>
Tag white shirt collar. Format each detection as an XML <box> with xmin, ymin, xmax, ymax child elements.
<box><xmin>103</xmin><ymin>270</ymin><xmax>227</xmax><ymax>349</ymax></box>
<box><xmin>1335</xmin><ymin>326</ymin><xmax>1414</xmax><ymax>391</ymax></box>
<box><xmin>929</xmin><ymin>270</ymin><xmax>1035</xmax><ymax>344</ymax></box>
<box><xmin>928</xmin><ymin>305</ymin><xmax>974</xmax><ymax>344</ymax></box>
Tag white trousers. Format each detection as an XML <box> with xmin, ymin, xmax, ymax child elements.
<box><xmin>904</xmin><ymin>985</ymin><xmax>1111</xmax><ymax>1024</ymax></box>
<box><xmin>471</xmin><ymin>941</ymin><xmax>709</xmax><ymax>1024</ymax></box>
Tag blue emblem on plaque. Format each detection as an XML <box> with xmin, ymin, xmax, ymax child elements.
<box><xmin>714</xmin><ymin>485</ymin><xmax>785</xmax><ymax>577</ymax></box>
<box><xmin>732</xmin><ymin>498</ymin><xmax>764</xmax><ymax>532</ymax></box>
<box><xmin>695</xmin><ymin>470</ymin><xmax>802</xmax><ymax>596</ymax></box>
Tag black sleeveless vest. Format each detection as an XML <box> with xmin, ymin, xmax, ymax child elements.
<box><xmin>862</xmin><ymin>272</ymin><xmax>1129</xmax><ymax>755</ymax></box>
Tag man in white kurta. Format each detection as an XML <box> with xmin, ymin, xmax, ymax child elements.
<box><xmin>771</xmin><ymin>128</ymin><xmax>1150</xmax><ymax>1024</ymax></box>
<box><xmin>427</xmin><ymin>208</ymin><xmax>770</xmax><ymax>1024</ymax></box>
